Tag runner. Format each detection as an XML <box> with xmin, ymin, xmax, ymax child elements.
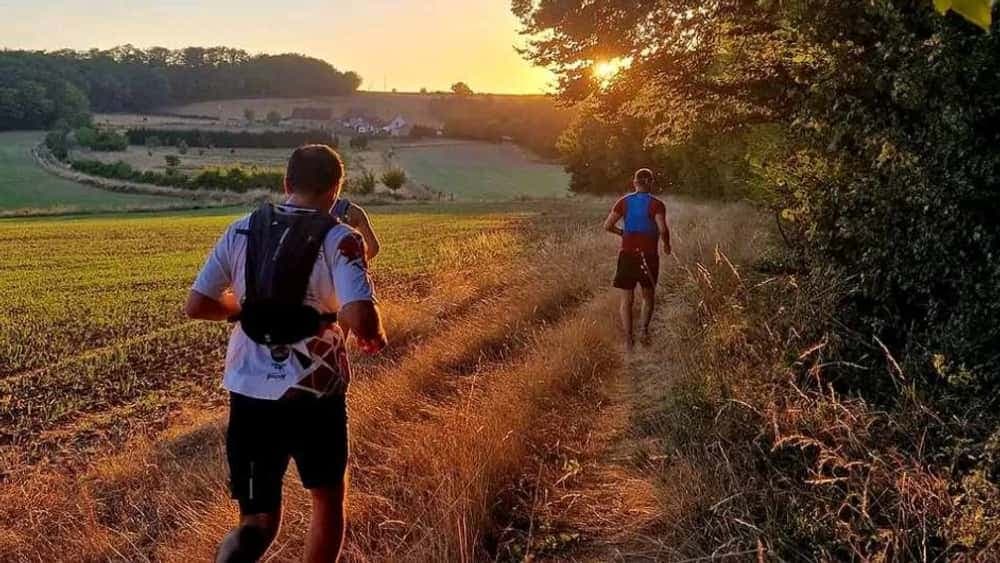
<box><xmin>331</xmin><ymin>197</ymin><xmax>381</xmax><ymax>260</ymax></box>
<box><xmin>185</xmin><ymin>144</ymin><xmax>387</xmax><ymax>563</ymax></box>
<box><xmin>603</xmin><ymin>168</ymin><xmax>671</xmax><ymax>351</ymax></box>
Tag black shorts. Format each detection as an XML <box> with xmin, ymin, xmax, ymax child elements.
<box><xmin>613</xmin><ymin>251</ymin><xmax>660</xmax><ymax>290</ymax></box>
<box><xmin>227</xmin><ymin>391</ymin><xmax>349</xmax><ymax>514</ymax></box>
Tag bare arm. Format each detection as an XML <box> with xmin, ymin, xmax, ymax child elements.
<box><xmin>655</xmin><ymin>213</ymin><xmax>671</xmax><ymax>255</ymax></box>
<box><xmin>603</xmin><ymin>210</ymin><xmax>624</xmax><ymax>237</ymax></box>
<box><xmin>339</xmin><ymin>300</ymin><xmax>387</xmax><ymax>354</ymax></box>
<box><xmin>349</xmin><ymin>205</ymin><xmax>381</xmax><ymax>260</ymax></box>
<box><xmin>185</xmin><ymin>289</ymin><xmax>240</xmax><ymax>321</ymax></box>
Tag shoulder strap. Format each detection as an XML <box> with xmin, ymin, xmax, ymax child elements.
<box><xmin>244</xmin><ymin>203</ymin><xmax>339</xmax><ymax>306</ymax></box>
<box><xmin>331</xmin><ymin>199</ymin><xmax>351</xmax><ymax>222</ymax></box>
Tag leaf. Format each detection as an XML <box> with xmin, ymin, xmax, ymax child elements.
<box><xmin>936</xmin><ymin>0</ymin><xmax>994</xmax><ymax>31</ymax></box>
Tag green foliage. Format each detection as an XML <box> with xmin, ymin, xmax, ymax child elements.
<box><xmin>74</xmin><ymin>127</ymin><xmax>127</xmax><ymax>151</ymax></box>
<box><xmin>44</xmin><ymin>130</ymin><xmax>68</xmax><ymax>160</ymax></box>
<box><xmin>935</xmin><ymin>0</ymin><xmax>995</xmax><ymax>29</ymax></box>
<box><xmin>164</xmin><ymin>154</ymin><xmax>180</xmax><ymax>168</ymax></box>
<box><xmin>451</xmin><ymin>82</ymin><xmax>474</xmax><ymax>96</ymax></box>
<box><xmin>70</xmin><ymin>159</ymin><xmax>283</xmax><ymax>193</ymax></box>
<box><xmin>429</xmin><ymin>95</ymin><xmax>574</xmax><ymax>158</ymax></box>
<box><xmin>380</xmin><ymin>168</ymin><xmax>407</xmax><ymax>192</ymax></box>
<box><xmin>345</xmin><ymin>168</ymin><xmax>376</xmax><ymax>195</ymax></box>
<box><xmin>127</xmin><ymin>128</ymin><xmax>335</xmax><ymax>149</ymax></box>
<box><xmin>349</xmin><ymin>135</ymin><xmax>370</xmax><ymax>150</ymax></box>
<box><xmin>0</xmin><ymin>47</ymin><xmax>362</xmax><ymax>130</ymax></box>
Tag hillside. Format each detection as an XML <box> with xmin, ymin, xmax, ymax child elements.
<box><xmin>164</xmin><ymin>91</ymin><xmax>560</xmax><ymax>129</ymax></box>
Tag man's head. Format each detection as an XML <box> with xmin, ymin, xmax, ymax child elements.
<box><xmin>633</xmin><ymin>168</ymin><xmax>655</xmax><ymax>192</ymax></box>
<box><xmin>284</xmin><ymin>145</ymin><xmax>344</xmax><ymax>207</ymax></box>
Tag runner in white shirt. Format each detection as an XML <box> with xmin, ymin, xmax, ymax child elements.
<box><xmin>185</xmin><ymin>145</ymin><xmax>386</xmax><ymax>563</ymax></box>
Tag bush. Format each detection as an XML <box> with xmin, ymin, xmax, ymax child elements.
<box><xmin>349</xmin><ymin>135</ymin><xmax>369</xmax><ymax>150</ymax></box>
<box><xmin>380</xmin><ymin>168</ymin><xmax>407</xmax><ymax>192</ymax></box>
<box><xmin>45</xmin><ymin>130</ymin><xmax>68</xmax><ymax>160</ymax></box>
<box><xmin>70</xmin><ymin>159</ymin><xmax>283</xmax><ymax>193</ymax></box>
<box><xmin>164</xmin><ymin>154</ymin><xmax>181</xmax><ymax>168</ymax></box>
<box><xmin>126</xmin><ymin>128</ymin><xmax>335</xmax><ymax>149</ymax></box>
<box><xmin>345</xmin><ymin>169</ymin><xmax>376</xmax><ymax>195</ymax></box>
<box><xmin>74</xmin><ymin>127</ymin><xmax>127</xmax><ymax>152</ymax></box>
<box><xmin>177</xmin><ymin>140</ymin><xmax>188</xmax><ymax>155</ymax></box>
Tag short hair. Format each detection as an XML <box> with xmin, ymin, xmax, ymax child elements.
<box><xmin>286</xmin><ymin>145</ymin><xmax>344</xmax><ymax>196</ymax></box>
<box><xmin>634</xmin><ymin>168</ymin><xmax>654</xmax><ymax>188</ymax></box>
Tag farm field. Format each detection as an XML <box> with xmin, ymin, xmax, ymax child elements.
<box><xmin>0</xmin><ymin>131</ymin><xmax>191</xmax><ymax>215</ymax></box>
<box><xmin>393</xmin><ymin>142</ymin><xmax>570</xmax><ymax>200</ymax></box>
<box><xmin>70</xmin><ymin>139</ymin><xmax>570</xmax><ymax>201</ymax></box>
<box><xmin>0</xmin><ymin>194</ymin><xmax>763</xmax><ymax>561</ymax></box>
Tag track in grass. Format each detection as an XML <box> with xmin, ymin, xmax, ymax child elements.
<box><xmin>0</xmin><ymin>131</ymin><xmax>190</xmax><ymax>214</ymax></box>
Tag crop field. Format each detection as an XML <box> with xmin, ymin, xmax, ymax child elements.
<box><xmin>392</xmin><ymin>141</ymin><xmax>570</xmax><ymax>200</ymax></box>
<box><xmin>0</xmin><ymin>193</ymin><xmax>761</xmax><ymax>561</ymax></box>
<box><xmin>0</xmin><ymin>132</ymin><xmax>191</xmax><ymax>215</ymax></box>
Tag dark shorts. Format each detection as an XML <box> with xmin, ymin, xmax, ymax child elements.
<box><xmin>227</xmin><ymin>391</ymin><xmax>349</xmax><ymax>515</ymax></box>
<box><xmin>613</xmin><ymin>251</ymin><xmax>660</xmax><ymax>290</ymax></box>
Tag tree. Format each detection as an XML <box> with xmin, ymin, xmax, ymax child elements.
<box><xmin>451</xmin><ymin>82</ymin><xmax>473</xmax><ymax>96</ymax></box>
<box><xmin>380</xmin><ymin>168</ymin><xmax>407</xmax><ymax>192</ymax></box>
<box><xmin>145</xmin><ymin>134</ymin><xmax>161</xmax><ymax>156</ymax></box>
<box><xmin>243</xmin><ymin>108</ymin><xmax>256</xmax><ymax>123</ymax></box>
<box><xmin>164</xmin><ymin>154</ymin><xmax>180</xmax><ymax>168</ymax></box>
<box><xmin>177</xmin><ymin>139</ymin><xmax>189</xmax><ymax>155</ymax></box>
<box><xmin>265</xmin><ymin>110</ymin><xmax>282</xmax><ymax>126</ymax></box>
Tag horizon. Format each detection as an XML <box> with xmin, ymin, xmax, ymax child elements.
<box><xmin>0</xmin><ymin>0</ymin><xmax>554</xmax><ymax>95</ymax></box>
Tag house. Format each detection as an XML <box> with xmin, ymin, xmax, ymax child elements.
<box><xmin>382</xmin><ymin>115</ymin><xmax>411</xmax><ymax>137</ymax></box>
<box><xmin>340</xmin><ymin>114</ymin><xmax>385</xmax><ymax>135</ymax></box>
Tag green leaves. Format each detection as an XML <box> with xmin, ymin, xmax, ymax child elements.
<box><xmin>934</xmin><ymin>0</ymin><xmax>994</xmax><ymax>31</ymax></box>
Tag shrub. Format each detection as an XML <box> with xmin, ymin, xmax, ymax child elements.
<box><xmin>164</xmin><ymin>155</ymin><xmax>180</xmax><ymax>168</ymax></box>
<box><xmin>126</xmin><ymin>128</ymin><xmax>335</xmax><ymax>149</ymax></box>
<box><xmin>349</xmin><ymin>135</ymin><xmax>369</xmax><ymax>150</ymax></box>
<box><xmin>345</xmin><ymin>169</ymin><xmax>376</xmax><ymax>195</ymax></box>
<box><xmin>380</xmin><ymin>168</ymin><xmax>407</xmax><ymax>192</ymax></box>
<box><xmin>177</xmin><ymin>140</ymin><xmax>188</xmax><ymax>155</ymax></box>
<box><xmin>45</xmin><ymin>130</ymin><xmax>69</xmax><ymax>160</ymax></box>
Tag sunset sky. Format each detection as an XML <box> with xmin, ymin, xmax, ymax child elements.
<box><xmin>0</xmin><ymin>0</ymin><xmax>555</xmax><ymax>94</ymax></box>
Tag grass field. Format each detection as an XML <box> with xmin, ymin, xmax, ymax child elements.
<box><xmin>0</xmin><ymin>193</ymin><xmax>772</xmax><ymax>561</ymax></box>
<box><xmin>393</xmin><ymin>142</ymin><xmax>569</xmax><ymax>200</ymax></box>
<box><xmin>0</xmin><ymin>131</ymin><xmax>190</xmax><ymax>214</ymax></box>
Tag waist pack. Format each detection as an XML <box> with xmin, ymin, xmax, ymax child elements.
<box><xmin>233</xmin><ymin>203</ymin><xmax>339</xmax><ymax>345</ymax></box>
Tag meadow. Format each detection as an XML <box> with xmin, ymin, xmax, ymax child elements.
<box><xmin>0</xmin><ymin>131</ymin><xmax>192</xmax><ymax>215</ymax></box>
<box><xmin>392</xmin><ymin>142</ymin><xmax>569</xmax><ymax>200</ymax></box>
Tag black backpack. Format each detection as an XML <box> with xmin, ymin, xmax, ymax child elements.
<box><xmin>233</xmin><ymin>204</ymin><xmax>339</xmax><ymax>345</ymax></box>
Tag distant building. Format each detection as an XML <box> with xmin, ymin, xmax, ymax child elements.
<box><xmin>340</xmin><ymin>114</ymin><xmax>386</xmax><ymax>135</ymax></box>
<box><xmin>382</xmin><ymin>115</ymin><xmax>411</xmax><ymax>137</ymax></box>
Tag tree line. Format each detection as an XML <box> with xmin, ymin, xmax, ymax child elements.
<box><xmin>428</xmin><ymin>95</ymin><xmax>576</xmax><ymax>159</ymax></box>
<box><xmin>125</xmin><ymin>128</ymin><xmax>337</xmax><ymax>149</ymax></box>
<box><xmin>516</xmin><ymin>0</ymin><xmax>1000</xmax><ymax>556</ymax></box>
<box><xmin>0</xmin><ymin>46</ymin><xmax>362</xmax><ymax>130</ymax></box>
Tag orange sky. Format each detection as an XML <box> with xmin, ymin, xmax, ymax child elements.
<box><xmin>0</xmin><ymin>0</ymin><xmax>555</xmax><ymax>95</ymax></box>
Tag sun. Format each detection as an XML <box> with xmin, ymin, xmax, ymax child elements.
<box><xmin>592</xmin><ymin>58</ymin><xmax>630</xmax><ymax>84</ymax></box>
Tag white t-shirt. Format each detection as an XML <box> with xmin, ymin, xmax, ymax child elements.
<box><xmin>192</xmin><ymin>204</ymin><xmax>375</xmax><ymax>400</ymax></box>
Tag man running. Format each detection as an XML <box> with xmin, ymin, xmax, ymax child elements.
<box><xmin>331</xmin><ymin>198</ymin><xmax>381</xmax><ymax>260</ymax></box>
<box><xmin>603</xmin><ymin>168</ymin><xmax>671</xmax><ymax>350</ymax></box>
<box><xmin>186</xmin><ymin>144</ymin><xmax>387</xmax><ymax>562</ymax></box>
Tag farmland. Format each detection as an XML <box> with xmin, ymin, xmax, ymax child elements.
<box><xmin>0</xmin><ymin>131</ymin><xmax>192</xmax><ymax>215</ymax></box>
<box><xmin>0</xmin><ymin>185</ymin><xmax>774</xmax><ymax>560</ymax></box>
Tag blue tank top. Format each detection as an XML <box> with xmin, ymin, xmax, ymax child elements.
<box><xmin>622</xmin><ymin>193</ymin><xmax>658</xmax><ymax>237</ymax></box>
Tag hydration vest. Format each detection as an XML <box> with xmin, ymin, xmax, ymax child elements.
<box><xmin>622</xmin><ymin>192</ymin><xmax>658</xmax><ymax>237</ymax></box>
<box><xmin>331</xmin><ymin>198</ymin><xmax>351</xmax><ymax>224</ymax></box>
<box><xmin>235</xmin><ymin>203</ymin><xmax>339</xmax><ymax>346</ymax></box>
